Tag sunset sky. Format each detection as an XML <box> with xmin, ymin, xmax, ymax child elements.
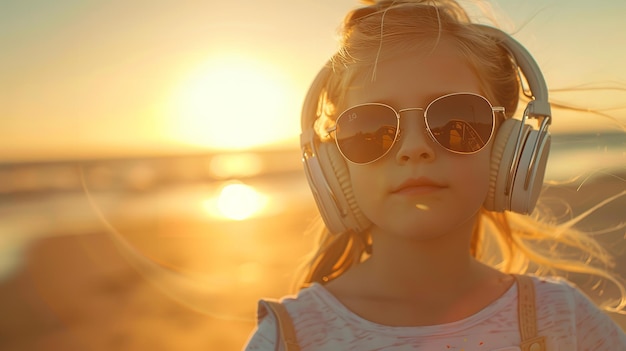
<box><xmin>2</xmin><ymin>0</ymin><xmax>625</xmax><ymax>162</ymax></box>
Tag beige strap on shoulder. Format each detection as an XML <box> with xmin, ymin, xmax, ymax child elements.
<box><xmin>514</xmin><ymin>274</ymin><xmax>546</xmax><ymax>351</ymax></box>
<box><xmin>258</xmin><ymin>300</ymin><xmax>300</xmax><ymax>351</ymax></box>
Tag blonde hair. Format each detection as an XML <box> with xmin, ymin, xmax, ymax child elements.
<box><xmin>299</xmin><ymin>0</ymin><xmax>626</xmax><ymax>313</ymax></box>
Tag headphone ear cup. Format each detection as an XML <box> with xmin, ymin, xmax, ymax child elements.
<box><xmin>301</xmin><ymin>143</ymin><xmax>346</xmax><ymax>234</ymax></box>
<box><xmin>316</xmin><ymin>142</ymin><xmax>372</xmax><ymax>233</ymax></box>
<box><xmin>485</xmin><ymin>119</ymin><xmax>550</xmax><ymax>214</ymax></box>
<box><xmin>485</xmin><ymin>118</ymin><xmax>523</xmax><ymax>212</ymax></box>
<box><xmin>509</xmin><ymin>128</ymin><xmax>550</xmax><ymax>214</ymax></box>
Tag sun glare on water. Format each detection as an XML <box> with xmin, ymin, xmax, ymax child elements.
<box><xmin>203</xmin><ymin>182</ymin><xmax>268</xmax><ymax>221</ymax></box>
<box><xmin>169</xmin><ymin>54</ymin><xmax>300</xmax><ymax>150</ymax></box>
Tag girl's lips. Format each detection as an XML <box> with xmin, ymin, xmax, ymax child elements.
<box><xmin>391</xmin><ymin>177</ymin><xmax>447</xmax><ymax>195</ymax></box>
<box><xmin>393</xmin><ymin>185</ymin><xmax>444</xmax><ymax>195</ymax></box>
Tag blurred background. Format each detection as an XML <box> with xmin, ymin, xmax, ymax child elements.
<box><xmin>1</xmin><ymin>0</ymin><xmax>625</xmax><ymax>350</ymax></box>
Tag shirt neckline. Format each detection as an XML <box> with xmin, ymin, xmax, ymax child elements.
<box><xmin>308</xmin><ymin>279</ymin><xmax>518</xmax><ymax>336</ymax></box>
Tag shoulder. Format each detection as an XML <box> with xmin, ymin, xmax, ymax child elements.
<box><xmin>529</xmin><ymin>274</ymin><xmax>608</xmax><ymax>314</ymax></box>
<box><xmin>528</xmin><ymin>274</ymin><xmax>597</xmax><ymax>315</ymax></box>
<box><xmin>243</xmin><ymin>284</ymin><xmax>335</xmax><ymax>350</ymax></box>
<box><xmin>528</xmin><ymin>275</ymin><xmax>626</xmax><ymax>349</ymax></box>
<box><xmin>524</xmin><ymin>274</ymin><xmax>602</xmax><ymax>305</ymax></box>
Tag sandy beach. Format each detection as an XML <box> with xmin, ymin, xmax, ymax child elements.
<box><xmin>0</xmin><ymin>168</ymin><xmax>624</xmax><ymax>351</ymax></box>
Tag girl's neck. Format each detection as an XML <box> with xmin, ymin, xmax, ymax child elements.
<box><xmin>366</xmin><ymin>251</ymin><xmax>481</xmax><ymax>298</ymax></box>
<box><xmin>361</xmin><ymin>222</ymin><xmax>486</xmax><ymax>299</ymax></box>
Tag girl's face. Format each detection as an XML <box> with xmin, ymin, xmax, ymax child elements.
<box><xmin>344</xmin><ymin>42</ymin><xmax>492</xmax><ymax>240</ymax></box>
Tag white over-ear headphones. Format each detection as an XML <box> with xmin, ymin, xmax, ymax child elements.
<box><xmin>300</xmin><ymin>24</ymin><xmax>552</xmax><ymax>235</ymax></box>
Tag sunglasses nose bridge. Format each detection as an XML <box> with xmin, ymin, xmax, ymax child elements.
<box><xmin>397</xmin><ymin>107</ymin><xmax>425</xmax><ymax>123</ymax></box>
<box><xmin>397</xmin><ymin>107</ymin><xmax>424</xmax><ymax>115</ymax></box>
<box><xmin>393</xmin><ymin>107</ymin><xmax>434</xmax><ymax>153</ymax></box>
<box><xmin>392</xmin><ymin>107</ymin><xmax>438</xmax><ymax>162</ymax></box>
<box><xmin>395</xmin><ymin>107</ymin><xmax>426</xmax><ymax>138</ymax></box>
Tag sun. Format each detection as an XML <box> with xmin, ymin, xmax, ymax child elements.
<box><xmin>168</xmin><ymin>54</ymin><xmax>300</xmax><ymax>150</ymax></box>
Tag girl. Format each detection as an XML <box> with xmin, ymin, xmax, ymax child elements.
<box><xmin>245</xmin><ymin>0</ymin><xmax>626</xmax><ymax>350</ymax></box>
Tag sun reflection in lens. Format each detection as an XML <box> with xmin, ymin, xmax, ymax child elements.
<box><xmin>204</xmin><ymin>182</ymin><xmax>268</xmax><ymax>220</ymax></box>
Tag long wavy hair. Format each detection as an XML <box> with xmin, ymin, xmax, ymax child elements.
<box><xmin>297</xmin><ymin>0</ymin><xmax>626</xmax><ymax>313</ymax></box>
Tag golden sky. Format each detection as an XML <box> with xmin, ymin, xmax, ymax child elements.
<box><xmin>2</xmin><ymin>0</ymin><xmax>625</xmax><ymax>162</ymax></box>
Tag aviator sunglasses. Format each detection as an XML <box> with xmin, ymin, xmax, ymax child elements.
<box><xmin>326</xmin><ymin>92</ymin><xmax>504</xmax><ymax>164</ymax></box>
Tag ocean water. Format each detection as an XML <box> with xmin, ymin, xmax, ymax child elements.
<box><xmin>546</xmin><ymin>132</ymin><xmax>625</xmax><ymax>181</ymax></box>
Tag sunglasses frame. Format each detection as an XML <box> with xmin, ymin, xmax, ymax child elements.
<box><xmin>326</xmin><ymin>92</ymin><xmax>505</xmax><ymax>165</ymax></box>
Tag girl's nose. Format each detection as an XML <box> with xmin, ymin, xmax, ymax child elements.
<box><xmin>394</xmin><ymin>112</ymin><xmax>436</xmax><ymax>164</ymax></box>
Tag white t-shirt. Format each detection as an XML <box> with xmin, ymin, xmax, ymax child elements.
<box><xmin>244</xmin><ymin>275</ymin><xmax>626</xmax><ymax>350</ymax></box>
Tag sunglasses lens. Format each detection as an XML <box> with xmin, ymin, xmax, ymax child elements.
<box><xmin>335</xmin><ymin>104</ymin><xmax>398</xmax><ymax>164</ymax></box>
<box><xmin>425</xmin><ymin>94</ymin><xmax>494</xmax><ymax>153</ymax></box>
<box><xmin>332</xmin><ymin>94</ymin><xmax>495</xmax><ymax>163</ymax></box>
